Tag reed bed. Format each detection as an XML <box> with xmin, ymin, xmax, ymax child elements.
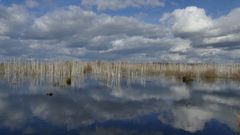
<box><xmin>0</xmin><ymin>58</ymin><xmax>240</xmax><ymax>87</ymax></box>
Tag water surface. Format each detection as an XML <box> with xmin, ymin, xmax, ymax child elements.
<box><xmin>0</xmin><ymin>75</ymin><xmax>239</xmax><ymax>135</ymax></box>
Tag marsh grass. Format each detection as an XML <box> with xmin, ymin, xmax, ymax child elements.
<box><xmin>200</xmin><ymin>68</ymin><xmax>217</xmax><ymax>83</ymax></box>
<box><xmin>232</xmin><ymin>70</ymin><xmax>240</xmax><ymax>80</ymax></box>
<box><xmin>83</xmin><ymin>64</ymin><xmax>93</xmax><ymax>74</ymax></box>
<box><xmin>0</xmin><ymin>58</ymin><xmax>240</xmax><ymax>87</ymax></box>
<box><xmin>201</xmin><ymin>68</ymin><xmax>217</xmax><ymax>78</ymax></box>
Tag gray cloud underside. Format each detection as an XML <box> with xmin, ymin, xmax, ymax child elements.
<box><xmin>81</xmin><ymin>0</ymin><xmax>165</xmax><ymax>10</ymax></box>
<box><xmin>0</xmin><ymin>5</ymin><xmax>240</xmax><ymax>62</ymax></box>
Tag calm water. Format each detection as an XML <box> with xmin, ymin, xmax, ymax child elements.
<box><xmin>0</xmin><ymin>75</ymin><xmax>240</xmax><ymax>135</ymax></box>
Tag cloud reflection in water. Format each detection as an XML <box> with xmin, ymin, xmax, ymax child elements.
<box><xmin>0</xmin><ymin>76</ymin><xmax>239</xmax><ymax>135</ymax></box>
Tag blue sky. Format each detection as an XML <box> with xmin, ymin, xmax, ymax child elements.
<box><xmin>1</xmin><ymin>0</ymin><xmax>239</xmax><ymax>19</ymax></box>
<box><xmin>1</xmin><ymin>0</ymin><xmax>240</xmax><ymax>21</ymax></box>
<box><xmin>0</xmin><ymin>0</ymin><xmax>240</xmax><ymax>63</ymax></box>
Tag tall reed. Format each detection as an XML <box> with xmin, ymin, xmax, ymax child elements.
<box><xmin>0</xmin><ymin>58</ymin><xmax>240</xmax><ymax>87</ymax></box>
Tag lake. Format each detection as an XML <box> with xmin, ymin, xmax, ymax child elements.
<box><xmin>0</xmin><ymin>75</ymin><xmax>239</xmax><ymax>135</ymax></box>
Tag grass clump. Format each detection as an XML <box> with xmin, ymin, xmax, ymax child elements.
<box><xmin>232</xmin><ymin>70</ymin><xmax>240</xmax><ymax>80</ymax></box>
<box><xmin>83</xmin><ymin>64</ymin><xmax>93</xmax><ymax>74</ymax></box>
<box><xmin>164</xmin><ymin>69</ymin><xmax>196</xmax><ymax>84</ymax></box>
<box><xmin>201</xmin><ymin>68</ymin><xmax>217</xmax><ymax>82</ymax></box>
<box><xmin>202</xmin><ymin>68</ymin><xmax>217</xmax><ymax>78</ymax></box>
<box><xmin>181</xmin><ymin>71</ymin><xmax>196</xmax><ymax>84</ymax></box>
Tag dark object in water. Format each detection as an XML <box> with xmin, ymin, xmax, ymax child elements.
<box><xmin>66</xmin><ymin>78</ymin><xmax>71</xmax><ymax>85</ymax></box>
<box><xmin>182</xmin><ymin>76</ymin><xmax>194</xmax><ymax>84</ymax></box>
<box><xmin>46</xmin><ymin>92</ymin><xmax>53</xmax><ymax>96</ymax></box>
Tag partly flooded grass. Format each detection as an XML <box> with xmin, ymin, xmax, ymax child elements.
<box><xmin>0</xmin><ymin>58</ymin><xmax>240</xmax><ymax>87</ymax></box>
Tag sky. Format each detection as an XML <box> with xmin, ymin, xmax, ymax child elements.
<box><xmin>0</xmin><ymin>0</ymin><xmax>240</xmax><ymax>63</ymax></box>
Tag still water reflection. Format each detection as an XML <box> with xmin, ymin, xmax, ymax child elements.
<box><xmin>0</xmin><ymin>75</ymin><xmax>240</xmax><ymax>135</ymax></box>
